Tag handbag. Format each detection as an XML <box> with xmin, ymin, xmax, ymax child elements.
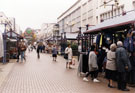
<box><xmin>64</xmin><ymin>54</ymin><xmax>68</xmax><ymax>59</ymax></box>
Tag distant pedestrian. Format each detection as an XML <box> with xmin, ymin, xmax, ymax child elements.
<box><xmin>52</xmin><ymin>45</ymin><xmax>57</xmax><ymax>61</ymax></box>
<box><xmin>37</xmin><ymin>44</ymin><xmax>40</xmax><ymax>59</ymax></box>
<box><xmin>43</xmin><ymin>45</ymin><xmax>45</xmax><ymax>53</ymax></box>
<box><xmin>65</xmin><ymin>44</ymin><xmax>73</xmax><ymax>69</ymax></box>
<box><xmin>116</xmin><ymin>41</ymin><xmax>131</xmax><ymax>91</ymax></box>
<box><xmin>83</xmin><ymin>45</ymin><xmax>100</xmax><ymax>82</ymax></box>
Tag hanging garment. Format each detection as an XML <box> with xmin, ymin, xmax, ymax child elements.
<box><xmin>0</xmin><ymin>32</ymin><xmax>4</xmax><ymax>57</ymax></box>
<box><xmin>128</xmin><ymin>37</ymin><xmax>134</xmax><ymax>52</ymax></box>
<box><xmin>78</xmin><ymin>53</ymin><xmax>89</xmax><ymax>74</ymax></box>
<box><xmin>132</xmin><ymin>33</ymin><xmax>135</xmax><ymax>52</ymax></box>
<box><xmin>104</xmin><ymin>34</ymin><xmax>113</xmax><ymax>45</ymax></box>
<box><xmin>124</xmin><ymin>37</ymin><xmax>134</xmax><ymax>52</ymax></box>
<box><xmin>99</xmin><ymin>35</ymin><xmax>103</xmax><ymax>47</ymax></box>
<box><xmin>96</xmin><ymin>34</ymin><xmax>101</xmax><ymax>48</ymax></box>
<box><xmin>124</xmin><ymin>38</ymin><xmax>129</xmax><ymax>49</ymax></box>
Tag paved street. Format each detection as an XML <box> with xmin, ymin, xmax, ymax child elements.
<box><xmin>0</xmin><ymin>51</ymin><xmax>134</xmax><ymax>93</ymax></box>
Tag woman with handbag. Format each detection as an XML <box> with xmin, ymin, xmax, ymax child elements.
<box><xmin>65</xmin><ymin>44</ymin><xmax>73</xmax><ymax>69</ymax></box>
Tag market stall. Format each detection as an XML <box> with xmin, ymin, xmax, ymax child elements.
<box><xmin>6</xmin><ymin>31</ymin><xmax>23</xmax><ymax>60</ymax></box>
<box><xmin>81</xmin><ymin>10</ymin><xmax>135</xmax><ymax>84</ymax></box>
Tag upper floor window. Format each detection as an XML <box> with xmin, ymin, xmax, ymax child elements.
<box><xmin>133</xmin><ymin>1</ymin><xmax>135</xmax><ymax>9</ymax></box>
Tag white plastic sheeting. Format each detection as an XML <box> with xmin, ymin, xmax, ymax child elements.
<box><xmin>0</xmin><ymin>32</ymin><xmax>4</xmax><ymax>57</ymax></box>
<box><xmin>66</xmin><ymin>32</ymin><xmax>78</xmax><ymax>40</ymax></box>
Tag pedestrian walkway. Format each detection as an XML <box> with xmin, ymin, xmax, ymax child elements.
<box><xmin>0</xmin><ymin>51</ymin><xmax>134</xmax><ymax>93</ymax></box>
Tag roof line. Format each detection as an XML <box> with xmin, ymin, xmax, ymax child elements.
<box><xmin>57</xmin><ymin>0</ymin><xmax>81</xmax><ymax>19</ymax></box>
<box><xmin>84</xmin><ymin>20</ymin><xmax>135</xmax><ymax>34</ymax></box>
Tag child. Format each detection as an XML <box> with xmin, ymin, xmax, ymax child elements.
<box><xmin>72</xmin><ymin>57</ymin><xmax>76</xmax><ymax>66</ymax></box>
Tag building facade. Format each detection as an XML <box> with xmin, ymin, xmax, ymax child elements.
<box><xmin>58</xmin><ymin>0</ymin><xmax>135</xmax><ymax>34</ymax></box>
<box><xmin>38</xmin><ymin>23</ymin><xmax>59</xmax><ymax>42</ymax></box>
<box><xmin>0</xmin><ymin>12</ymin><xmax>12</xmax><ymax>32</ymax></box>
<box><xmin>97</xmin><ymin>0</ymin><xmax>135</xmax><ymax>23</ymax></box>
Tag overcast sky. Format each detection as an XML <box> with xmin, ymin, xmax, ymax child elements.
<box><xmin>0</xmin><ymin>0</ymin><xmax>77</xmax><ymax>31</ymax></box>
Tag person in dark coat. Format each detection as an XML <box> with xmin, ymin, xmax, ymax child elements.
<box><xmin>116</xmin><ymin>41</ymin><xmax>131</xmax><ymax>91</ymax></box>
<box><xmin>52</xmin><ymin>45</ymin><xmax>57</xmax><ymax>61</ymax></box>
<box><xmin>37</xmin><ymin>44</ymin><xmax>40</xmax><ymax>59</ymax></box>
<box><xmin>129</xmin><ymin>52</ymin><xmax>135</xmax><ymax>87</ymax></box>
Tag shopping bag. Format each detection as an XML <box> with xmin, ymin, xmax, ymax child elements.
<box><xmin>64</xmin><ymin>54</ymin><xmax>68</xmax><ymax>59</ymax></box>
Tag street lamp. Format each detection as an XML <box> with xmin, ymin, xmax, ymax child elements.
<box><xmin>103</xmin><ymin>0</ymin><xmax>119</xmax><ymax>18</ymax></box>
<box><xmin>0</xmin><ymin>17</ymin><xmax>12</xmax><ymax>63</ymax></box>
<box><xmin>0</xmin><ymin>21</ymin><xmax>7</xmax><ymax>64</ymax></box>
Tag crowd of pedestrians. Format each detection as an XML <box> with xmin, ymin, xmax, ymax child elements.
<box><xmin>81</xmin><ymin>41</ymin><xmax>135</xmax><ymax>91</ymax></box>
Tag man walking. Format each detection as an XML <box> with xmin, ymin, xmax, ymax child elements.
<box><xmin>116</xmin><ymin>41</ymin><xmax>131</xmax><ymax>91</ymax></box>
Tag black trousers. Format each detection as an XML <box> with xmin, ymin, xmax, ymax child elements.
<box><xmin>17</xmin><ymin>53</ymin><xmax>20</xmax><ymax>62</ymax></box>
<box><xmin>117</xmin><ymin>72</ymin><xmax>127</xmax><ymax>90</ymax></box>
<box><xmin>37</xmin><ymin>53</ymin><xmax>40</xmax><ymax>59</ymax></box>
<box><xmin>85</xmin><ymin>70</ymin><xmax>98</xmax><ymax>80</ymax></box>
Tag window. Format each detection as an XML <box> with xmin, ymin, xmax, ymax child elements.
<box><xmin>88</xmin><ymin>16</ymin><xmax>93</xmax><ymax>25</ymax></box>
<box><xmin>133</xmin><ymin>1</ymin><xmax>135</xmax><ymax>9</ymax></box>
<box><xmin>114</xmin><ymin>9</ymin><xmax>116</xmax><ymax>17</ymax></box>
<box><xmin>118</xmin><ymin>8</ymin><xmax>120</xmax><ymax>15</ymax></box>
<box><xmin>96</xmin><ymin>16</ymin><xmax>98</xmax><ymax>24</ymax></box>
<box><xmin>108</xmin><ymin>12</ymin><xmax>110</xmax><ymax>19</ymax></box>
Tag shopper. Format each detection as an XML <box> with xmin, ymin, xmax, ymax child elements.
<box><xmin>106</xmin><ymin>44</ymin><xmax>117</xmax><ymax>88</ymax></box>
<box><xmin>37</xmin><ymin>44</ymin><xmax>40</xmax><ymax>59</ymax></box>
<box><xmin>52</xmin><ymin>45</ymin><xmax>57</xmax><ymax>61</ymax></box>
<box><xmin>83</xmin><ymin>45</ymin><xmax>100</xmax><ymax>82</ymax></box>
<box><xmin>116</xmin><ymin>41</ymin><xmax>131</xmax><ymax>91</ymax></box>
<box><xmin>65</xmin><ymin>44</ymin><xmax>73</xmax><ymax>69</ymax></box>
<box><xmin>20</xmin><ymin>42</ymin><xmax>26</xmax><ymax>62</ymax></box>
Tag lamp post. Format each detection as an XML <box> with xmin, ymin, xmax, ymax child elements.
<box><xmin>3</xmin><ymin>23</ymin><xmax>7</xmax><ymax>64</ymax></box>
<box><xmin>103</xmin><ymin>0</ymin><xmax>119</xmax><ymax>18</ymax></box>
<box><xmin>61</xmin><ymin>33</ymin><xmax>63</xmax><ymax>53</ymax></box>
<box><xmin>63</xmin><ymin>32</ymin><xmax>67</xmax><ymax>51</ymax></box>
<box><xmin>77</xmin><ymin>27</ymin><xmax>82</xmax><ymax>60</ymax></box>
